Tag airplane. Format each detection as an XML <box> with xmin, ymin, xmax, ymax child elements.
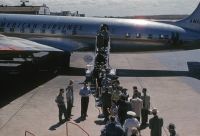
<box><xmin>0</xmin><ymin>3</ymin><xmax>200</xmax><ymax>68</ymax></box>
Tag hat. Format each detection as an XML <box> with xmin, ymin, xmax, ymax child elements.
<box><xmin>133</xmin><ymin>86</ymin><xmax>137</xmax><ymax>89</ymax></box>
<box><xmin>142</xmin><ymin>88</ymin><xmax>147</xmax><ymax>92</ymax></box>
<box><xmin>127</xmin><ymin>111</ymin><xmax>136</xmax><ymax>117</ymax></box>
<box><xmin>151</xmin><ymin>108</ymin><xmax>159</xmax><ymax>114</ymax></box>
<box><xmin>168</xmin><ymin>123</ymin><xmax>175</xmax><ymax>130</ymax></box>
<box><xmin>69</xmin><ymin>80</ymin><xmax>73</xmax><ymax>84</ymax></box>
<box><xmin>122</xmin><ymin>88</ymin><xmax>128</xmax><ymax>91</ymax></box>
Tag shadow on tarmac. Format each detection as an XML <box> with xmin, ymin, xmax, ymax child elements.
<box><xmin>0</xmin><ymin>67</ymin><xmax>85</xmax><ymax>108</ymax></box>
<box><xmin>117</xmin><ymin>62</ymin><xmax>200</xmax><ymax>80</ymax></box>
<box><xmin>0</xmin><ymin>72</ymin><xmax>57</xmax><ymax>108</ymax></box>
<box><xmin>49</xmin><ymin>120</ymin><xmax>66</xmax><ymax>131</ymax></box>
<box><xmin>1</xmin><ymin>62</ymin><xmax>200</xmax><ymax>108</ymax></box>
<box><xmin>74</xmin><ymin>116</ymin><xmax>86</xmax><ymax>123</ymax></box>
<box><xmin>94</xmin><ymin>120</ymin><xmax>106</xmax><ymax>125</ymax></box>
<box><xmin>60</xmin><ymin>67</ymin><xmax>85</xmax><ymax>76</ymax></box>
<box><xmin>61</xmin><ymin>62</ymin><xmax>200</xmax><ymax>80</ymax></box>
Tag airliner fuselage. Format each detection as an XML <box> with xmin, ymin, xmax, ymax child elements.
<box><xmin>0</xmin><ymin>7</ymin><xmax>200</xmax><ymax>52</ymax></box>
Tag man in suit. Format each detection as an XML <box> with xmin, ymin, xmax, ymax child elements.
<box><xmin>149</xmin><ymin>108</ymin><xmax>163</xmax><ymax>136</ymax></box>
<box><xmin>55</xmin><ymin>89</ymin><xmax>67</xmax><ymax>123</ymax></box>
<box><xmin>102</xmin><ymin>89</ymin><xmax>112</xmax><ymax>123</ymax></box>
<box><xmin>141</xmin><ymin>88</ymin><xmax>150</xmax><ymax>126</ymax></box>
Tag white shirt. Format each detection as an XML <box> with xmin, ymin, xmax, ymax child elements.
<box><xmin>130</xmin><ymin>98</ymin><xmax>143</xmax><ymax>117</ymax></box>
<box><xmin>123</xmin><ymin>118</ymin><xmax>140</xmax><ymax>136</ymax></box>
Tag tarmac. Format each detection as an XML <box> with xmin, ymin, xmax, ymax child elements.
<box><xmin>1</xmin><ymin>50</ymin><xmax>200</xmax><ymax>136</ymax></box>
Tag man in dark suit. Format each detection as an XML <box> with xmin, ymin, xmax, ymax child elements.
<box><xmin>149</xmin><ymin>108</ymin><xmax>163</xmax><ymax>136</ymax></box>
<box><xmin>102</xmin><ymin>89</ymin><xmax>112</xmax><ymax>123</ymax></box>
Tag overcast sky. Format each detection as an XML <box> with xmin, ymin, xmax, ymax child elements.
<box><xmin>0</xmin><ymin>0</ymin><xmax>199</xmax><ymax>16</ymax></box>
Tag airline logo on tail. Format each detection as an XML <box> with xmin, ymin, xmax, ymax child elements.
<box><xmin>176</xmin><ymin>3</ymin><xmax>200</xmax><ymax>32</ymax></box>
<box><xmin>190</xmin><ymin>19</ymin><xmax>200</xmax><ymax>24</ymax></box>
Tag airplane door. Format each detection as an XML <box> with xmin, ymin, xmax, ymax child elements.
<box><xmin>171</xmin><ymin>32</ymin><xmax>179</xmax><ymax>44</ymax></box>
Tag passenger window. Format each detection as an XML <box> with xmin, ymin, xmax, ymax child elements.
<box><xmin>125</xmin><ymin>33</ymin><xmax>131</xmax><ymax>38</ymax></box>
<box><xmin>159</xmin><ymin>34</ymin><xmax>164</xmax><ymax>39</ymax></box>
<box><xmin>148</xmin><ymin>34</ymin><xmax>153</xmax><ymax>39</ymax></box>
<box><xmin>136</xmin><ymin>33</ymin><xmax>141</xmax><ymax>38</ymax></box>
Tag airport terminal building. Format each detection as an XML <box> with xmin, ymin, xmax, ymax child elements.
<box><xmin>0</xmin><ymin>4</ymin><xmax>50</xmax><ymax>15</ymax></box>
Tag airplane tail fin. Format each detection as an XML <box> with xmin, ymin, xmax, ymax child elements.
<box><xmin>176</xmin><ymin>3</ymin><xmax>200</xmax><ymax>32</ymax></box>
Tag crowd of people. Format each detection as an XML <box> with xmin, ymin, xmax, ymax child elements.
<box><xmin>55</xmin><ymin>79</ymin><xmax>178</xmax><ymax>136</ymax></box>
<box><xmin>99</xmin><ymin>83</ymin><xmax>177</xmax><ymax>136</ymax></box>
<box><xmin>54</xmin><ymin>23</ymin><xmax>178</xmax><ymax>136</ymax></box>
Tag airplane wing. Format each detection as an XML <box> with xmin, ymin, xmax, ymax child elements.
<box><xmin>0</xmin><ymin>35</ymin><xmax>62</xmax><ymax>52</ymax></box>
<box><xmin>0</xmin><ymin>35</ymin><xmax>69</xmax><ymax>72</ymax></box>
<box><xmin>28</xmin><ymin>37</ymin><xmax>92</xmax><ymax>52</ymax></box>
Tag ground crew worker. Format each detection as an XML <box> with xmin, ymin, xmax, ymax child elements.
<box><xmin>79</xmin><ymin>83</ymin><xmax>91</xmax><ymax>120</ymax></box>
<box><xmin>55</xmin><ymin>88</ymin><xmax>67</xmax><ymax>123</ymax></box>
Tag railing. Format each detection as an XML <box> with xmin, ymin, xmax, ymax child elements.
<box><xmin>25</xmin><ymin>130</ymin><xmax>36</xmax><ymax>136</ymax></box>
<box><xmin>66</xmin><ymin>121</ymin><xmax>90</xmax><ymax>136</ymax></box>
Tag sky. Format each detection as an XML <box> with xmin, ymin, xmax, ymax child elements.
<box><xmin>0</xmin><ymin>0</ymin><xmax>199</xmax><ymax>16</ymax></box>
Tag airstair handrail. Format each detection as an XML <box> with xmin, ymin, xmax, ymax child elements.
<box><xmin>66</xmin><ymin>121</ymin><xmax>90</xmax><ymax>136</ymax></box>
<box><xmin>25</xmin><ymin>130</ymin><xmax>36</xmax><ymax>136</ymax></box>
